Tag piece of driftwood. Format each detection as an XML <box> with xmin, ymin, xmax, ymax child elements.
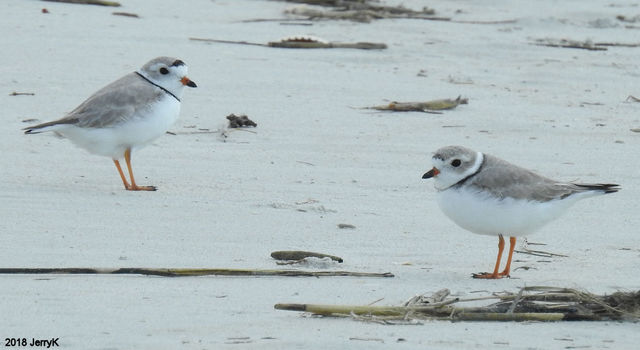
<box><xmin>227</xmin><ymin>114</ymin><xmax>257</xmax><ymax>128</ymax></box>
<box><xmin>275</xmin><ymin>286</ymin><xmax>640</xmax><ymax>321</ymax></box>
<box><xmin>0</xmin><ymin>267</ymin><xmax>392</xmax><ymax>278</ymax></box>
<box><xmin>363</xmin><ymin>96</ymin><xmax>468</xmax><ymax>113</ymax></box>
<box><xmin>271</xmin><ymin>251</ymin><xmax>343</xmax><ymax>263</ymax></box>
<box><xmin>43</xmin><ymin>0</ymin><xmax>121</xmax><ymax>6</ymax></box>
<box><xmin>190</xmin><ymin>37</ymin><xmax>386</xmax><ymax>50</ymax></box>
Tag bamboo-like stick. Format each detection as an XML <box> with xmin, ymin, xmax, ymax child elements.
<box><xmin>0</xmin><ymin>268</ymin><xmax>393</xmax><ymax>278</ymax></box>
<box><xmin>275</xmin><ymin>303</ymin><xmax>449</xmax><ymax>316</ymax></box>
<box><xmin>455</xmin><ymin>312</ymin><xmax>565</xmax><ymax>322</ymax></box>
<box><xmin>276</xmin><ymin>286</ymin><xmax>640</xmax><ymax>322</ymax></box>
<box><xmin>273</xmin><ymin>303</ymin><xmax>564</xmax><ymax>321</ymax></box>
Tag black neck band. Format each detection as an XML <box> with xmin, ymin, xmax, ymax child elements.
<box><xmin>454</xmin><ymin>155</ymin><xmax>485</xmax><ymax>187</ymax></box>
<box><xmin>135</xmin><ymin>72</ymin><xmax>180</xmax><ymax>102</ymax></box>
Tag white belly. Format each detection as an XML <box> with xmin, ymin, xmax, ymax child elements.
<box><xmin>57</xmin><ymin>97</ymin><xmax>180</xmax><ymax>159</ymax></box>
<box><xmin>436</xmin><ymin>186</ymin><xmax>582</xmax><ymax>237</ymax></box>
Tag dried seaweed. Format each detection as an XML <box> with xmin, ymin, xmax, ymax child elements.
<box><xmin>227</xmin><ymin>114</ymin><xmax>257</xmax><ymax>128</ymax></box>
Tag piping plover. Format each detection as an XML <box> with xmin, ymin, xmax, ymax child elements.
<box><xmin>24</xmin><ymin>56</ymin><xmax>197</xmax><ymax>191</ymax></box>
<box><xmin>422</xmin><ymin>145</ymin><xmax>619</xmax><ymax>279</ymax></box>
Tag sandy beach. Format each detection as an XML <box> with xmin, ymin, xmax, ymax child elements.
<box><xmin>1</xmin><ymin>0</ymin><xmax>639</xmax><ymax>349</ymax></box>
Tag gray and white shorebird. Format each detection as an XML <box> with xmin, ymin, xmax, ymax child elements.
<box><xmin>24</xmin><ymin>56</ymin><xmax>197</xmax><ymax>191</ymax></box>
<box><xmin>422</xmin><ymin>145</ymin><xmax>619</xmax><ymax>279</ymax></box>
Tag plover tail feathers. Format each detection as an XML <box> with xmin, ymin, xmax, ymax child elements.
<box><xmin>574</xmin><ymin>183</ymin><xmax>620</xmax><ymax>194</ymax></box>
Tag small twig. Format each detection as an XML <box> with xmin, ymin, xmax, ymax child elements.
<box><xmin>167</xmin><ymin>130</ymin><xmax>222</xmax><ymax>135</ymax></box>
<box><xmin>516</xmin><ymin>247</ymin><xmax>568</xmax><ymax>258</ymax></box>
<box><xmin>452</xmin><ymin>19</ymin><xmax>518</xmax><ymax>24</ymax></box>
<box><xmin>228</xmin><ymin>128</ymin><xmax>258</xmax><ymax>134</ymax></box>
<box><xmin>368</xmin><ymin>297</ymin><xmax>385</xmax><ymax>306</ymax></box>
<box><xmin>296</xmin><ymin>160</ymin><xmax>315</xmax><ymax>166</ymax></box>
<box><xmin>240</xmin><ymin>18</ymin><xmax>315</xmax><ymax>23</ymax></box>
<box><xmin>507</xmin><ymin>288</ymin><xmax>526</xmax><ymax>314</ymax></box>
<box><xmin>532</xmin><ymin>38</ymin><xmax>607</xmax><ymax>51</ymax></box>
<box><xmin>189</xmin><ymin>37</ymin><xmax>267</xmax><ymax>47</ymax></box>
<box><xmin>9</xmin><ymin>92</ymin><xmax>35</xmax><ymax>96</ymax></box>
<box><xmin>112</xmin><ymin>11</ymin><xmax>139</xmax><ymax>18</ymax></box>
<box><xmin>517</xmin><ymin>239</ymin><xmax>567</xmax><ymax>257</ymax></box>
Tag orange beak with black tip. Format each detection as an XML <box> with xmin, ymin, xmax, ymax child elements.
<box><xmin>181</xmin><ymin>76</ymin><xmax>197</xmax><ymax>88</ymax></box>
<box><xmin>422</xmin><ymin>167</ymin><xmax>440</xmax><ymax>179</ymax></box>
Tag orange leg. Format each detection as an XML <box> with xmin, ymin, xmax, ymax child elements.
<box><xmin>499</xmin><ymin>237</ymin><xmax>517</xmax><ymax>277</ymax></box>
<box><xmin>473</xmin><ymin>235</ymin><xmax>505</xmax><ymax>279</ymax></box>
<box><xmin>113</xmin><ymin>159</ymin><xmax>131</xmax><ymax>190</ymax></box>
<box><xmin>123</xmin><ymin>148</ymin><xmax>156</xmax><ymax>191</ymax></box>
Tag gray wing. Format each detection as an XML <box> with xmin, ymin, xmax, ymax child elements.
<box><xmin>467</xmin><ymin>154</ymin><xmax>590</xmax><ymax>202</ymax></box>
<box><xmin>33</xmin><ymin>73</ymin><xmax>163</xmax><ymax>129</ymax></box>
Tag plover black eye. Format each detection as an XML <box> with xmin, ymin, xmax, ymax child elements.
<box><xmin>451</xmin><ymin>159</ymin><xmax>461</xmax><ymax>167</ymax></box>
<box><xmin>159</xmin><ymin>67</ymin><xmax>169</xmax><ymax>75</ymax></box>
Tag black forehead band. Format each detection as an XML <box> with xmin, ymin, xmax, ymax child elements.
<box><xmin>171</xmin><ymin>60</ymin><xmax>185</xmax><ymax>67</ymax></box>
